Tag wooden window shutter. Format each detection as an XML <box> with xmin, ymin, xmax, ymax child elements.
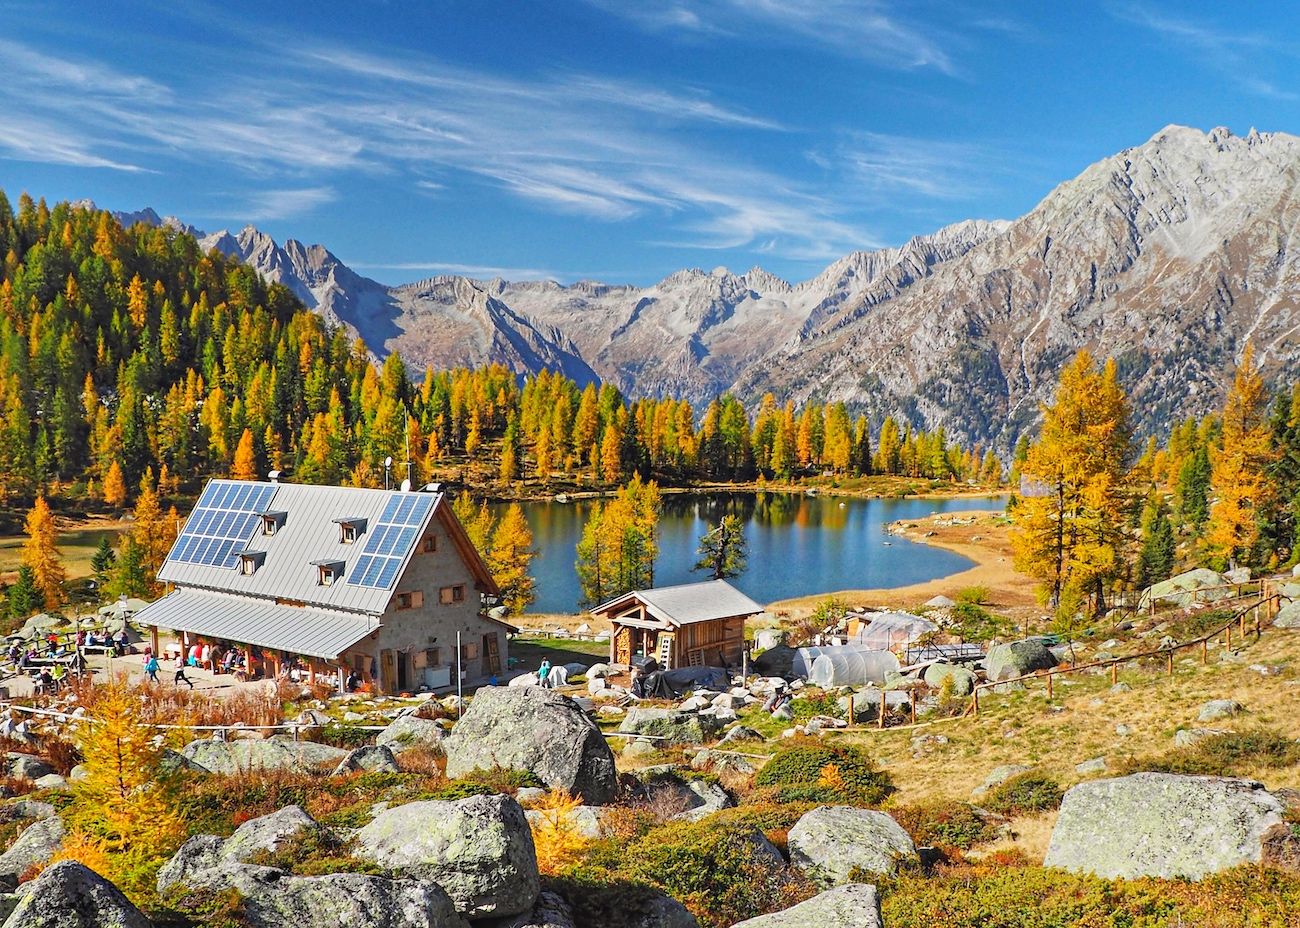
<box><xmin>412</xmin><ymin>590</ymin><xmax>424</xmax><ymax>608</ymax></box>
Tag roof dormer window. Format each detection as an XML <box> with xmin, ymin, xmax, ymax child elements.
<box><xmin>333</xmin><ymin>517</ymin><xmax>367</xmax><ymax>545</ymax></box>
<box><xmin>312</xmin><ymin>559</ymin><xmax>344</xmax><ymax>586</ymax></box>
<box><xmin>238</xmin><ymin>550</ymin><xmax>266</xmax><ymax>576</ymax></box>
<box><xmin>260</xmin><ymin>511</ymin><xmax>287</xmax><ymax>536</ymax></box>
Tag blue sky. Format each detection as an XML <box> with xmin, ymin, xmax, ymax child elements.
<box><xmin>1</xmin><ymin>1</ymin><xmax>1298</xmax><ymax>286</ymax></box>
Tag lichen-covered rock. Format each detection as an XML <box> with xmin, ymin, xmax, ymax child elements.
<box><xmin>1273</xmin><ymin>601</ymin><xmax>1300</xmax><ymax>628</ymax></box>
<box><xmin>1044</xmin><ymin>773</ymin><xmax>1292</xmax><ymax>878</ymax></box>
<box><xmin>3</xmin><ymin>861</ymin><xmax>150</xmax><ymax>928</ymax></box>
<box><xmin>493</xmin><ymin>890</ymin><xmax>574</xmax><ymax>928</ymax></box>
<box><xmin>333</xmin><ymin>745</ymin><xmax>401</xmax><ymax>776</ymax></box>
<box><xmin>356</xmin><ymin>793</ymin><xmax>539</xmax><ymax>919</ymax></box>
<box><xmin>444</xmin><ymin>687</ymin><xmax>616</xmax><ymax>805</ymax></box>
<box><xmin>179</xmin><ymin>736</ymin><xmax>348</xmax><ymax>775</ymax></box>
<box><xmin>787</xmin><ymin>807</ymin><xmax>917</xmax><ymax>885</ymax></box>
<box><xmin>984</xmin><ymin>639</ymin><xmax>1058</xmax><ymax>681</ymax></box>
<box><xmin>377</xmin><ymin>715</ymin><xmax>447</xmax><ymax>754</ymax></box>
<box><xmin>220</xmin><ymin>806</ymin><xmax>318</xmax><ymax>863</ymax></box>
<box><xmin>524</xmin><ymin>805</ymin><xmax>605</xmax><ymax>840</ymax></box>
<box><xmin>163</xmin><ymin>860</ymin><xmax>468</xmax><ymax>928</ymax></box>
<box><xmin>3</xmin><ymin>756</ymin><xmax>51</xmax><ymax>783</ymax></box>
<box><xmin>730</xmin><ymin>884</ymin><xmax>882</xmax><ymax>928</ymax></box>
<box><xmin>617</xmin><ymin>708</ymin><xmax>723</xmax><ymax>745</ymax></box>
<box><xmin>627</xmin><ymin>893</ymin><xmax>700</xmax><ymax>928</ymax></box>
<box><xmin>0</xmin><ymin>817</ymin><xmax>64</xmax><ymax>890</ymax></box>
<box><xmin>922</xmin><ymin>663</ymin><xmax>977</xmax><ymax>696</ymax></box>
<box><xmin>1198</xmin><ymin>699</ymin><xmax>1244</xmax><ymax>722</ymax></box>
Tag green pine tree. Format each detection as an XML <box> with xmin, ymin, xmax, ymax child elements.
<box><xmin>693</xmin><ymin>514</ymin><xmax>748</xmax><ymax>580</ymax></box>
<box><xmin>1136</xmin><ymin>504</ymin><xmax>1177</xmax><ymax>589</ymax></box>
<box><xmin>90</xmin><ymin>535</ymin><xmax>116</xmax><ymax>586</ymax></box>
<box><xmin>106</xmin><ymin>538</ymin><xmax>150</xmax><ymax>600</ymax></box>
<box><xmin>1176</xmin><ymin>445</ymin><xmax>1212</xmax><ymax>532</ymax></box>
<box><xmin>7</xmin><ymin>565</ymin><xmax>39</xmax><ymax>619</ymax></box>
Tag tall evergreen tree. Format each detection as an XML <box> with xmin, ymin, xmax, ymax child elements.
<box><xmin>693</xmin><ymin>514</ymin><xmax>748</xmax><ymax>580</ymax></box>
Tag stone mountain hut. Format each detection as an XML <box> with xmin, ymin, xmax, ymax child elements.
<box><xmin>134</xmin><ymin>477</ymin><xmax>510</xmax><ymax>694</ymax></box>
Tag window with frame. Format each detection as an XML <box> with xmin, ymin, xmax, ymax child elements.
<box><xmin>317</xmin><ymin>564</ymin><xmax>340</xmax><ymax>586</ymax></box>
<box><xmin>422</xmin><ymin>535</ymin><xmax>437</xmax><ymax>553</ymax></box>
<box><xmin>460</xmin><ymin>641</ymin><xmax>479</xmax><ymax>660</ymax></box>
<box><xmin>393</xmin><ymin>590</ymin><xmax>424</xmax><ymax>611</ymax></box>
<box><xmin>439</xmin><ymin>584</ymin><xmax>466</xmax><ymax>605</ymax></box>
<box><xmin>340</xmin><ymin>524</ymin><xmax>358</xmax><ymax>545</ymax></box>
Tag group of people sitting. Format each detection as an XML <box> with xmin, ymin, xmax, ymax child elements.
<box><xmin>83</xmin><ymin>628</ymin><xmax>131</xmax><ymax>655</ymax></box>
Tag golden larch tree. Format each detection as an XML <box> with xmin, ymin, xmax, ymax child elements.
<box><xmin>21</xmin><ymin>496</ymin><xmax>65</xmax><ymax>610</ymax></box>
<box><xmin>1204</xmin><ymin>343</ymin><xmax>1273</xmax><ymax>569</ymax></box>
<box><xmin>1011</xmin><ymin>351</ymin><xmax>1133</xmax><ymax>616</ymax></box>
<box><xmin>54</xmin><ymin>676</ymin><xmax>186</xmax><ymax>900</ymax></box>
<box><xmin>230</xmin><ymin>427</ymin><xmax>257</xmax><ymax>480</ymax></box>
<box><xmin>102</xmin><ymin>459</ymin><xmax>127</xmax><ymax>508</ymax></box>
<box><xmin>488</xmin><ymin>503</ymin><xmax>537</xmax><ymax>614</ymax></box>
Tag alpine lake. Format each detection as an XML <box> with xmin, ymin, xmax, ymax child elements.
<box><xmin>502</xmin><ymin>491</ymin><xmax>1008</xmax><ymax>614</ymax></box>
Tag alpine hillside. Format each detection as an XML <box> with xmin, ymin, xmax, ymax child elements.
<box><xmin>131</xmin><ymin>125</ymin><xmax>1300</xmax><ymax>453</ymax></box>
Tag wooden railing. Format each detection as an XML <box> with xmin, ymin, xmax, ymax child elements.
<box><xmin>970</xmin><ymin>586</ymin><xmax>1281</xmax><ymax>717</ymax></box>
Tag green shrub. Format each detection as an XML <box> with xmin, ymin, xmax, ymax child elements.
<box><xmin>242</xmin><ymin>829</ymin><xmax>384</xmax><ymax>877</ymax></box>
<box><xmin>619</xmin><ymin>818</ymin><xmax>817</xmax><ymax>928</ymax></box>
<box><xmin>314</xmin><ymin>724</ymin><xmax>374</xmax><ymax>749</ymax></box>
<box><xmin>1118</xmin><ymin>728</ymin><xmax>1300</xmax><ymax>777</ymax></box>
<box><xmin>948</xmin><ymin>603</ymin><xmax>1014</xmax><ymax>642</ymax></box>
<box><xmin>755</xmin><ymin>741</ymin><xmax>894</xmax><ymax>807</ymax></box>
<box><xmin>789</xmin><ymin>691</ymin><xmax>842</xmax><ymax>721</ymax></box>
<box><xmin>890</xmin><ymin>801</ymin><xmax>1001</xmax><ymax>850</ymax></box>
<box><xmin>881</xmin><ymin>862</ymin><xmax>1300</xmax><ymax>928</ymax></box>
<box><xmin>955</xmin><ymin>586</ymin><xmax>991</xmax><ymax>605</ymax></box>
<box><xmin>982</xmin><ymin>771</ymin><xmax>1062</xmax><ymax>815</ymax></box>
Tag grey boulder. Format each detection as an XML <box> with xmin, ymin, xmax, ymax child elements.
<box><xmin>220</xmin><ymin>805</ymin><xmax>319</xmax><ymax>862</ymax></box>
<box><xmin>731</xmin><ymin>884</ymin><xmax>882</xmax><ymax>928</ymax></box>
<box><xmin>3</xmin><ymin>757</ymin><xmax>52</xmax><ymax>783</ymax></box>
<box><xmin>333</xmin><ymin>745</ymin><xmax>401</xmax><ymax>776</ymax></box>
<box><xmin>180</xmin><ymin>736</ymin><xmax>348</xmax><ymax>775</ymax></box>
<box><xmin>2</xmin><ymin>861</ymin><xmax>150</xmax><ymax>928</ymax></box>
<box><xmin>922</xmin><ymin>663</ymin><xmax>977</xmax><ymax>696</ymax></box>
<box><xmin>492</xmin><ymin>891</ymin><xmax>574</xmax><ymax>928</ymax></box>
<box><xmin>1197</xmin><ymin>700</ymin><xmax>1244</xmax><ymax>722</ymax></box>
<box><xmin>0</xmin><ymin>818</ymin><xmax>64</xmax><ymax>890</ymax></box>
<box><xmin>787</xmin><ymin>807</ymin><xmax>917</xmax><ymax>885</ymax></box>
<box><xmin>1273</xmin><ymin>601</ymin><xmax>1300</xmax><ymax>628</ymax></box>
<box><xmin>617</xmin><ymin>708</ymin><xmax>723</xmax><ymax>746</ymax></box>
<box><xmin>984</xmin><ymin>639</ymin><xmax>1058</xmax><ymax>681</ymax></box>
<box><xmin>1044</xmin><ymin>773</ymin><xmax>1291</xmax><ymax>878</ymax></box>
<box><xmin>356</xmin><ymin>793</ymin><xmax>539</xmax><ymax>919</ymax></box>
<box><xmin>377</xmin><ymin>715</ymin><xmax>448</xmax><ymax>754</ymax></box>
<box><xmin>970</xmin><ymin>764</ymin><xmax>1031</xmax><ymax>798</ymax></box>
<box><xmin>445</xmin><ymin>687</ymin><xmax>617</xmax><ymax>805</ymax></box>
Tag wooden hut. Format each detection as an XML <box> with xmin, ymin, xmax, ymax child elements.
<box><xmin>592</xmin><ymin>579</ymin><xmax>763</xmax><ymax>669</ymax></box>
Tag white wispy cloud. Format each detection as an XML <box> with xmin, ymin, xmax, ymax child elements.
<box><xmin>0</xmin><ymin>31</ymin><xmax>884</xmax><ymax>258</ymax></box>
<box><xmin>833</xmin><ymin>132</ymin><xmax>1011</xmax><ymax>200</ymax></box>
<box><xmin>1111</xmin><ymin>3</ymin><xmax>1298</xmax><ymax>101</ymax></box>
<box><xmin>587</xmin><ymin>0</ymin><xmax>957</xmax><ymax>73</ymax></box>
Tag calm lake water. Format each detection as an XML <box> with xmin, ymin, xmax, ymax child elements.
<box><xmin>505</xmin><ymin>492</ymin><xmax>1007</xmax><ymax>614</ymax></box>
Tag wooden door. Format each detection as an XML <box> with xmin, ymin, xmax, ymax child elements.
<box><xmin>380</xmin><ymin>649</ymin><xmax>397</xmax><ymax>693</ymax></box>
<box><xmin>483</xmin><ymin>633</ymin><xmax>501</xmax><ymax>674</ymax></box>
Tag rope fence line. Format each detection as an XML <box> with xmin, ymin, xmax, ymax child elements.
<box><xmin>822</xmin><ymin>585</ymin><xmax>1283</xmax><ymax>736</ymax></box>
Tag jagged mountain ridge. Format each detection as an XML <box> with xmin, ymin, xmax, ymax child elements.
<box><xmin>116</xmin><ymin>124</ymin><xmax>1300</xmax><ymax>453</ymax></box>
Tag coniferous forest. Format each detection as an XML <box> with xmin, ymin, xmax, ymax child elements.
<box><xmin>0</xmin><ymin>193</ymin><xmax>1003</xmax><ymax>514</ymax></box>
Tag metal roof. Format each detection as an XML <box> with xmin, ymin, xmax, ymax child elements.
<box><xmin>134</xmin><ymin>588</ymin><xmax>378</xmax><ymax>659</ymax></box>
<box><xmin>158</xmin><ymin>480</ymin><xmax>443</xmax><ymax>615</ymax></box>
<box><xmin>595</xmin><ymin>579</ymin><xmax>764</xmax><ymax>626</ymax></box>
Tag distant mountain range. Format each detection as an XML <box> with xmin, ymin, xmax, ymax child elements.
<box><xmin>112</xmin><ymin>124</ymin><xmax>1300</xmax><ymax>453</ymax></box>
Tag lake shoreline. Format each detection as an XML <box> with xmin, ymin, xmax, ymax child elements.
<box><xmin>470</xmin><ymin>477</ymin><xmax>1006</xmax><ymax>504</ymax></box>
<box><xmin>763</xmin><ymin>507</ymin><xmax>1038</xmax><ymax>619</ymax></box>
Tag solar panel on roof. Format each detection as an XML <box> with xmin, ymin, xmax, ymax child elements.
<box><xmin>346</xmin><ymin>492</ymin><xmax>434</xmax><ymax>590</ymax></box>
<box><xmin>167</xmin><ymin>482</ymin><xmax>277</xmax><ymax>569</ymax></box>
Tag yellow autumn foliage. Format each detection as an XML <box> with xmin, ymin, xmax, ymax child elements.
<box><xmin>527</xmin><ymin>789</ymin><xmax>590</xmax><ymax>875</ymax></box>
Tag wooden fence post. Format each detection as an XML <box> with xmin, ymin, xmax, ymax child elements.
<box><xmin>1046</xmin><ymin>673</ymin><xmax>1053</xmax><ymax>699</ymax></box>
<box><xmin>1226</xmin><ymin>625</ymin><xmax>1232</xmax><ymax>650</ymax></box>
<box><xmin>1166</xmin><ymin>650</ymin><xmax>1173</xmax><ymax>676</ymax></box>
<box><xmin>972</xmin><ymin>690</ymin><xmax>979</xmax><ymax>718</ymax></box>
<box><xmin>1202</xmin><ymin>639</ymin><xmax>1208</xmax><ymax>665</ymax></box>
<box><xmin>910</xmin><ymin>697</ymin><xmax>917</xmax><ymax>726</ymax></box>
<box><xmin>1111</xmin><ymin>663</ymin><xmax>1118</xmax><ymax>686</ymax></box>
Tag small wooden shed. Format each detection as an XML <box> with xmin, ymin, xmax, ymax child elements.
<box><xmin>592</xmin><ymin>579</ymin><xmax>764</xmax><ymax>669</ymax></box>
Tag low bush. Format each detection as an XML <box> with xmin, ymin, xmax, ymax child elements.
<box><xmin>981</xmin><ymin>771</ymin><xmax>1062</xmax><ymax>815</ymax></box>
<box><xmin>881</xmin><ymin>861</ymin><xmax>1300</xmax><ymax>928</ymax></box>
<box><xmin>242</xmin><ymin>828</ymin><xmax>384</xmax><ymax>877</ymax></box>
<box><xmin>955</xmin><ymin>586</ymin><xmax>991</xmax><ymax>605</ymax></box>
<box><xmin>1118</xmin><ymin>728</ymin><xmax>1300</xmax><ymax>778</ymax></box>
<box><xmin>619</xmin><ymin>818</ymin><xmax>817</xmax><ymax>928</ymax></box>
<box><xmin>754</xmin><ymin>740</ymin><xmax>894</xmax><ymax>807</ymax></box>
<box><xmin>890</xmin><ymin>800</ymin><xmax>1001</xmax><ymax>851</ymax></box>
<box><xmin>313</xmin><ymin>724</ymin><xmax>374</xmax><ymax>749</ymax></box>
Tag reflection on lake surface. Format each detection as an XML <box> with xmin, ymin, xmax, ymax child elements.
<box><xmin>505</xmin><ymin>492</ymin><xmax>1007</xmax><ymax>614</ymax></box>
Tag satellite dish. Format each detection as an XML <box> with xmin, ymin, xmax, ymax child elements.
<box><xmin>400</xmin><ymin>478</ymin><xmax>412</xmax><ymax>492</ymax></box>
<box><xmin>384</xmin><ymin>456</ymin><xmax>393</xmax><ymax>468</ymax></box>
